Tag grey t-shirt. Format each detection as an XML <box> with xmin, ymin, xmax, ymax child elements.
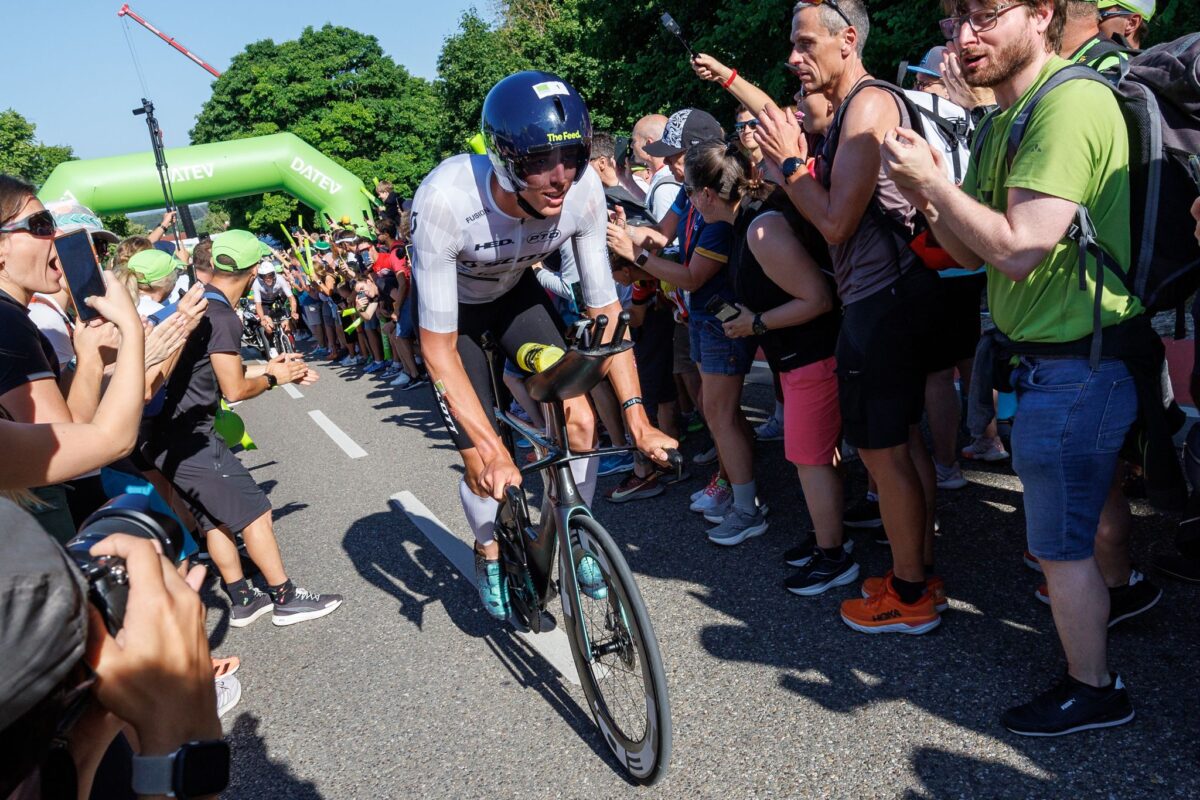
<box><xmin>821</xmin><ymin>89</ymin><xmax>920</xmax><ymax>306</ymax></box>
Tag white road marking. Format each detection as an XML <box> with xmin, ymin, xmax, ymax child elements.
<box><xmin>282</xmin><ymin>384</ymin><xmax>304</xmax><ymax>399</ymax></box>
<box><xmin>390</xmin><ymin>490</ymin><xmax>581</xmax><ymax>686</ymax></box>
<box><xmin>309</xmin><ymin>410</ymin><xmax>367</xmax><ymax>458</ymax></box>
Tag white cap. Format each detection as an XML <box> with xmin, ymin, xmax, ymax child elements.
<box><xmin>257</xmin><ymin>260</ymin><xmax>278</xmax><ymax>276</ymax></box>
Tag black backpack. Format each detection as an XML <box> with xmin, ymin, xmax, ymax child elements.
<box><xmin>972</xmin><ymin>34</ymin><xmax>1200</xmax><ymax>362</ymax></box>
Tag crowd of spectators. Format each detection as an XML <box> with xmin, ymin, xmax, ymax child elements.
<box><xmin>3</xmin><ymin>0</ymin><xmax>1198</xmax><ymax>795</ymax></box>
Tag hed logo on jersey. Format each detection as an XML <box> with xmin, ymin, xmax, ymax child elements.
<box><xmin>474</xmin><ymin>239</ymin><xmax>514</xmax><ymax>251</ymax></box>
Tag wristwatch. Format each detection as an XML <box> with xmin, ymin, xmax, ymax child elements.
<box><xmin>635</xmin><ymin>249</ymin><xmax>650</xmax><ymax>268</ymax></box>
<box><xmin>131</xmin><ymin>740</ymin><xmax>230</xmax><ymax>799</ymax></box>
<box><xmin>265</xmin><ymin>372</ymin><xmax>278</xmax><ymax>390</ymax></box>
<box><xmin>781</xmin><ymin>157</ymin><xmax>806</xmax><ymax>183</ymax></box>
<box><xmin>752</xmin><ymin>313</ymin><xmax>769</xmax><ymax>336</ymax></box>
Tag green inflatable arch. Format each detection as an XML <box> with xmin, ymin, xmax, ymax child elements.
<box><xmin>38</xmin><ymin>132</ymin><xmax>374</xmax><ymax>228</ymax></box>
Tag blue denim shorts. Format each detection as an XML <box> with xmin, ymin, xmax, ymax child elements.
<box><xmin>688</xmin><ymin>310</ymin><xmax>754</xmax><ymax>376</ymax></box>
<box><xmin>1010</xmin><ymin>357</ymin><xmax>1136</xmax><ymax>562</ymax></box>
<box><xmin>396</xmin><ymin>294</ymin><xmax>416</xmax><ymax>339</ymax></box>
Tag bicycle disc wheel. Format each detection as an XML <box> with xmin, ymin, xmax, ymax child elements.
<box><xmin>561</xmin><ymin>514</ymin><xmax>671</xmax><ymax>785</ymax></box>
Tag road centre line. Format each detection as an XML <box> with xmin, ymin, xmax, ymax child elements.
<box><xmin>309</xmin><ymin>410</ymin><xmax>367</xmax><ymax>458</ymax></box>
<box><xmin>282</xmin><ymin>383</ymin><xmax>304</xmax><ymax>399</ymax></box>
<box><xmin>389</xmin><ymin>491</ymin><xmax>581</xmax><ymax>686</ymax></box>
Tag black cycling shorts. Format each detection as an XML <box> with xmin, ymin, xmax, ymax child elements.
<box><xmin>418</xmin><ymin>269</ymin><xmax>567</xmax><ymax>451</ymax></box>
<box><xmin>147</xmin><ymin>428</ymin><xmax>272</xmax><ymax>534</ymax></box>
<box><xmin>835</xmin><ymin>269</ymin><xmax>941</xmax><ymax>450</ymax></box>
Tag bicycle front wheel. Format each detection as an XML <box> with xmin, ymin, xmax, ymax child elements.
<box><xmin>562</xmin><ymin>514</ymin><xmax>672</xmax><ymax>785</ymax></box>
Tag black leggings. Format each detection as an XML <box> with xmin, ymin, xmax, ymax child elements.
<box><xmin>423</xmin><ymin>269</ymin><xmax>567</xmax><ymax>450</ymax></box>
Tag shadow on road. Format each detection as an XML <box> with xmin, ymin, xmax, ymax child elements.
<box><xmin>226</xmin><ymin>714</ymin><xmax>324</xmax><ymax>799</ymax></box>
<box><xmin>340</xmin><ymin>508</ymin><xmax>633</xmax><ymax>785</ymax></box>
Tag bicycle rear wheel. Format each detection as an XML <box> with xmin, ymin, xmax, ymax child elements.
<box><xmin>561</xmin><ymin>514</ymin><xmax>671</xmax><ymax>785</ymax></box>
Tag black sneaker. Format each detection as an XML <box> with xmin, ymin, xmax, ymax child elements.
<box><xmin>1001</xmin><ymin>673</ymin><xmax>1134</xmax><ymax>737</ymax></box>
<box><xmin>1108</xmin><ymin>570</ymin><xmax>1162</xmax><ymax>628</ymax></box>
<box><xmin>784</xmin><ymin>538</ymin><xmax>854</xmax><ymax>567</ymax></box>
<box><xmin>272</xmin><ymin>587</ymin><xmax>344</xmax><ymax>626</ymax></box>
<box><xmin>785</xmin><ymin>550</ymin><xmax>860</xmax><ymax>596</ymax></box>
<box><xmin>229</xmin><ymin>587</ymin><xmax>273</xmax><ymax>628</ymax></box>
<box><xmin>844</xmin><ymin>498</ymin><xmax>882</xmax><ymax>529</ymax></box>
<box><xmin>783</xmin><ymin>535</ymin><xmax>817</xmax><ymax>566</ymax></box>
<box><xmin>872</xmin><ymin>527</ymin><xmax>889</xmax><ymax>546</ymax></box>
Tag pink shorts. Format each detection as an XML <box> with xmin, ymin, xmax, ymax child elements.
<box><xmin>782</xmin><ymin>356</ymin><xmax>841</xmax><ymax>466</ymax></box>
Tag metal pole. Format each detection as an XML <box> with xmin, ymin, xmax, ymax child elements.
<box><xmin>132</xmin><ymin>97</ymin><xmax>194</xmax><ymax>281</ymax></box>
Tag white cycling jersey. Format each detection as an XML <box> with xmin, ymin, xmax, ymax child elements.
<box><xmin>252</xmin><ymin>277</ymin><xmax>292</xmax><ymax>305</ymax></box>
<box><xmin>410</xmin><ymin>153</ymin><xmax>618</xmax><ymax>333</ymax></box>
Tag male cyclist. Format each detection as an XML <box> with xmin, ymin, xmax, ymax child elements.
<box><xmin>252</xmin><ymin>260</ymin><xmax>298</xmax><ymax>355</ymax></box>
<box><xmin>410</xmin><ymin>71</ymin><xmax>676</xmax><ymax>620</ymax></box>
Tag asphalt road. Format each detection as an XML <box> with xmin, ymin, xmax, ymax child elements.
<box><xmin>209</xmin><ymin>345</ymin><xmax>1200</xmax><ymax>800</ymax></box>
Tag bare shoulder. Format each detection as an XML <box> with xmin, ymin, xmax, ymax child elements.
<box><xmin>842</xmin><ymin>85</ymin><xmax>902</xmax><ymax>139</ymax></box>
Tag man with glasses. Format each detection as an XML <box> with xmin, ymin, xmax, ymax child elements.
<box><xmin>755</xmin><ymin>0</ymin><xmax>946</xmax><ymax>634</ymax></box>
<box><xmin>1097</xmin><ymin>0</ymin><xmax>1153</xmax><ymax>49</ymax></box>
<box><xmin>882</xmin><ymin>0</ymin><xmax>1145</xmax><ymax>736</ymax></box>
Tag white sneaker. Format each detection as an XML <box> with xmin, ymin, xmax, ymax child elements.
<box><xmin>390</xmin><ymin>372</ymin><xmax>413</xmax><ymax>388</ymax></box>
<box><xmin>693</xmin><ymin>444</ymin><xmax>719</xmax><ymax>466</ymax></box>
<box><xmin>216</xmin><ymin>674</ymin><xmax>242</xmax><ymax>718</ymax></box>
<box><xmin>338</xmin><ymin>355</ymin><xmax>357</xmax><ymax>367</ymax></box>
<box><xmin>961</xmin><ymin>435</ymin><xmax>1010</xmax><ymax>462</ymax></box>
<box><xmin>754</xmin><ymin>415</ymin><xmax>784</xmax><ymax>442</ymax></box>
<box><xmin>690</xmin><ymin>479</ymin><xmax>731</xmax><ymax>515</ymax></box>
<box><xmin>936</xmin><ymin>462</ymin><xmax>968</xmax><ymax>490</ymax></box>
<box><xmin>692</xmin><ymin>473</ymin><xmax>720</xmax><ymax>503</ymax></box>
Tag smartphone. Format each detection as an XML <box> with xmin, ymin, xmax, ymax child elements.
<box><xmin>55</xmin><ymin>230</ymin><xmax>107</xmax><ymax>323</ymax></box>
<box><xmin>1188</xmin><ymin>154</ymin><xmax>1200</xmax><ymax>194</ymax></box>
<box><xmin>704</xmin><ymin>294</ymin><xmax>740</xmax><ymax>322</ymax></box>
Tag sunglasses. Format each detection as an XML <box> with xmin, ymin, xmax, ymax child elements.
<box><xmin>0</xmin><ymin>209</ymin><xmax>57</xmax><ymax>238</ymax></box>
<box><xmin>939</xmin><ymin>3</ymin><xmax>1023</xmax><ymax>41</ymax></box>
<box><xmin>1100</xmin><ymin>8</ymin><xmax>1134</xmax><ymax>21</ymax></box>
<box><xmin>734</xmin><ymin>119</ymin><xmax>760</xmax><ymax>133</ymax></box>
<box><xmin>796</xmin><ymin>0</ymin><xmax>851</xmax><ymax>28</ymax></box>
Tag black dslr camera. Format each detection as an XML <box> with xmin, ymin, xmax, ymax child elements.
<box><xmin>64</xmin><ymin>495</ymin><xmax>183</xmax><ymax>636</ymax></box>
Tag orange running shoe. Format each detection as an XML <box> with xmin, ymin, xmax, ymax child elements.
<box><xmin>841</xmin><ymin>578</ymin><xmax>941</xmax><ymax>635</ymax></box>
<box><xmin>861</xmin><ymin>571</ymin><xmax>947</xmax><ymax>612</ymax></box>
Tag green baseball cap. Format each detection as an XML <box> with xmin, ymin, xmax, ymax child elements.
<box><xmin>127</xmin><ymin>248</ymin><xmax>180</xmax><ymax>284</ymax></box>
<box><xmin>1098</xmin><ymin>0</ymin><xmax>1155</xmax><ymax>20</ymax></box>
<box><xmin>211</xmin><ymin>229</ymin><xmax>264</xmax><ymax>272</ymax></box>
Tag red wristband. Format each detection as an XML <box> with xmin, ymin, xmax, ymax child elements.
<box><xmin>721</xmin><ymin>69</ymin><xmax>738</xmax><ymax>89</ymax></box>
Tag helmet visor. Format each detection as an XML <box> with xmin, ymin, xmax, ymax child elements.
<box><xmin>513</xmin><ymin>145</ymin><xmax>585</xmax><ymax>186</ymax></box>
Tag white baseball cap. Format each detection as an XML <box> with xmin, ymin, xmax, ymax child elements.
<box><xmin>257</xmin><ymin>260</ymin><xmax>279</xmax><ymax>275</ymax></box>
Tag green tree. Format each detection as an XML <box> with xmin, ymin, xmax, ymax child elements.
<box><xmin>191</xmin><ymin>25</ymin><xmax>444</xmax><ymax>233</ymax></box>
<box><xmin>0</xmin><ymin>109</ymin><xmax>76</xmax><ymax>186</ymax></box>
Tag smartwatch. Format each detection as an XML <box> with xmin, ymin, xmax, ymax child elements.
<box><xmin>781</xmin><ymin>157</ymin><xmax>806</xmax><ymax>183</ymax></box>
<box><xmin>752</xmin><ymin>313</ymin><xmax>769</xmax><ymax>336</ymax></box>
<box><xmin>634</xmin><ymin>249</ymin><xmax>650</xmax><ymax>268</ymax></box>
<box><xmin>132</xmin><ymin>740</ymin><xmax>230</xmax><ymax>799</ymax></box>
<box><xmin>265</xmin><ymin>372</ymin><xmax>278</xmax><ymax>390</ymax></box>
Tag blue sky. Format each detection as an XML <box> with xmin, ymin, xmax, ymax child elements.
<box><xmin>7</xmin><ymin>0</ymin><xmax>482</xmax><ymax>160</ymax></box>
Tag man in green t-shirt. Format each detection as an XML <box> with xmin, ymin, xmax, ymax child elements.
<box><xmin>880</xmin><ymin>0</ymin><xmax>1148</xmax><ymax>738</ymax></box>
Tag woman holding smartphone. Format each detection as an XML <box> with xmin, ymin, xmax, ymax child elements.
<box><xmin>0</xmin><ymin>175</ymin><xmax>150</xmax><ymax>534</ymax></box>
<box><xmin>681</xmin><ymin>141</ymin><xmax>854</xmax><ymax>594</ymax></box>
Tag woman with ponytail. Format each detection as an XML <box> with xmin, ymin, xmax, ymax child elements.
<box><xmin>684</xmin><ymin>140</ymin><xmax>853</xmax><ymax>595</ymax></box>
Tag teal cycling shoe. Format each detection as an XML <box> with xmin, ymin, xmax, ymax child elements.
<box><xmin>575</xmin><ymin>551</ymin><xmax>608</xmax><ymax>601</ymax></box>
<box><xmin>474</xmin><ymin>551</ymin><xmax>510</xmax><ymax>620</ymax></box>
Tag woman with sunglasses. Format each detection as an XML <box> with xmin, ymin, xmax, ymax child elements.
<box><xmin>0</xmin><ymin>174</ymin><xmax>151</xmax><ymax>535</ymax></box>
<box><xmin>683</xmin><ymin>141</ymin><xmax>853</xmax><ymax>593</ymax></box>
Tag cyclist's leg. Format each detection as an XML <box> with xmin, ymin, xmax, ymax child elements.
<box><xmin>494</xmin><ymin>271</ymin><xmax>598</xmax><ymax>505</ymax></box>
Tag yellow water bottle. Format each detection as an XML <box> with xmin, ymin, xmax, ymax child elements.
<box><xmin>517</xmin><ymin>343</ymin><xmax>565</xmax><ymax>373</ymax></box>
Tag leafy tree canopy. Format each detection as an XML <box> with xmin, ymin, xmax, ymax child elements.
<box><xmin>0</xmin><ymin>108</ymin><xmax>75</xmax><ymax>186</ymax></box>
<box><xmin>192</xmin><ymin>24</ymin><xmax>444</xmax><ymax>232</ymax></box>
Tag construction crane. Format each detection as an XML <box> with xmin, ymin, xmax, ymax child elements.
<box><xmin>117</xmin><ymin>3</ymin><xmax>222</xmax><ymax>78</ymax></box>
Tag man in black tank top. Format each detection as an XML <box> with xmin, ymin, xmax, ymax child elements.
<box><xmin>754</xmin><ymin>0</ymin><xmax>944</xmax><ymax>635</ymax></box>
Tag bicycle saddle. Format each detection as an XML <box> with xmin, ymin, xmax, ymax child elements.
<box><xmin>525</xmin><ymin>313</ymin><xmax>633</xmax><ymax>403</ymax></box>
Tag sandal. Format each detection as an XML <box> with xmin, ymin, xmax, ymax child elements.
<box><xmin>212</xmin><ymin>656</ymin><xmax>241</xmax><ymax>679</ymax></box>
